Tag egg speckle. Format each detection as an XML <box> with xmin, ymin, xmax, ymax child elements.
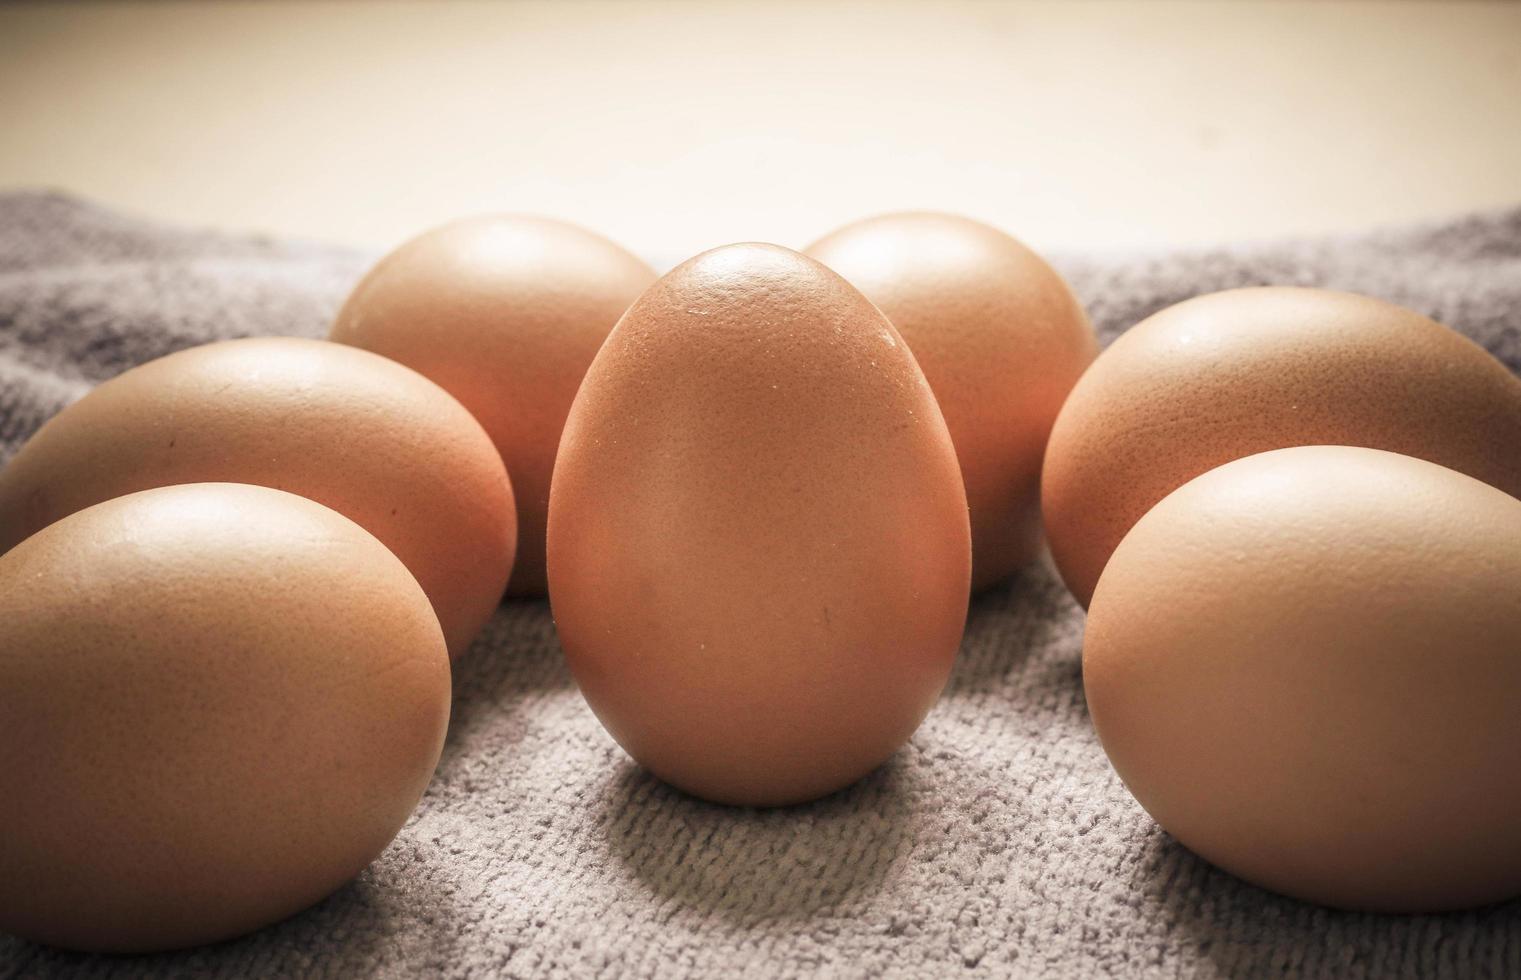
<box><xmin>547</xmin><ymin>243</ymin><xmax>970</xmax><ymax>807</ymax></box>
<box><xmin>807</xmin><ymin>212</ymin><xmax>1096</xmax><ymax>590</ymax></box>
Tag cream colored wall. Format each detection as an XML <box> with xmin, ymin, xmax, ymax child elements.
<box><xmin>2</xmin><ymin>1</ymin><xmax>1518</xmax><ymax>266</ymax></box>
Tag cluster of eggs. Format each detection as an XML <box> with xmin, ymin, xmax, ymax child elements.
<box><xmin>1</xmin><ymin>211</ymin><xmax>1519</xmax><ymax>954</ymax></box>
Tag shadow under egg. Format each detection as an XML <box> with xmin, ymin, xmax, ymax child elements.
<box><xmin>1127</xmin><ymin>822</ymin><xmax>1521</xmax><ymax>978</ymax></box>
<box><xmin>441</xmin><ymin>597</ymin><xmax>573</xmax><ymax>760</ymax></box>
<box><xmin>591</xmin><ymin>752</ymin><xmax>928</xmax><ymax>923</ymax></box>
<box><xmin>947</xmin><ymin>553</ymin><xmax>1084</xmax><ymax>698</ymax></box>
<box><xmin>0</xmin><ymin>854</ymin><xmax>461</xmax><ymax>973</ymax></box>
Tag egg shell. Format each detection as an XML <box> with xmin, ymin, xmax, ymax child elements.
<box><xmin>806</xmin><ymin>212</ymin><xmax>1097</xmax><ymax>590</ymax></box>
<box><xmin>0</xmin><ymin>483</ymin><xmax>450</xmax><ymax>952</ymax></box>
<box><xmin>1042</xmin><ymin>286</ymin><xmax>1521</xmax><ymax>607</ymax></box>
<box><xmin>330</xmin><ymin>214</ymin><xmax>656</xmax><ymax>596</ymax></box>
<box><xmin>547</xmin><ymin>243</ymin><xmax>971</xmax><ymax>807</ymax></box>
<box><xmin>1084</xmin><ymin>446</ymin><xmax>1521</xmax><ymax>912</ymax></box>
<box><xmin>0</xmin><ymin>336</ymin><xmax>516</xmax><ymax>659</ymax></box>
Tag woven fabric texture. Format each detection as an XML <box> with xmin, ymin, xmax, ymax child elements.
<box><xmin>1</xmin><ymin>192</ymin><xmax>1518</xmax><ymax>979</ymax></box>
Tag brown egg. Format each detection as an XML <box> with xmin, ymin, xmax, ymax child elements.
<box><xmin>1042</xmin><ymin>287</ymin><xmax>1521</xmax><ymax>607</ymax></box>
<box><xmin>807</xmin><ymin>212</ymin><xmax>1096</xmax><ymax>590</ymax></box>
<box><xmin>1084</xmin><ymin>446</ymin><xmax>1521</xmax><ymax>912</ymax></box>
<box><xmin>0</xmin><ymin>337</ymin><xmax>515</xmax><ymax>659</ymax></box>
<box><xmin>547</xmin><ymin>243</ymin><xmax>971</xmax><ymax>807</ymax></box>
<box><xmin>0</xmin><ymin>483</ymin><xmax>450</xmax><ymax>952</ymax></box>
<box><xmin>330</xmin><ymin>215</ymin><xmax>656</xmax><ymax>596</ymax></box>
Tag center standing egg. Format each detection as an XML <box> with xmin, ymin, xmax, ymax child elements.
<box><xmin>547</xmin><ymin>243</ymin><xmax>971</xmax><ymax>807</ymax></box>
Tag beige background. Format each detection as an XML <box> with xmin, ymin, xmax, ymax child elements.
<box><xmin>2</xmin><ymin>0</ymin><xmax>1519</xmax><ymax>267</ymax></box>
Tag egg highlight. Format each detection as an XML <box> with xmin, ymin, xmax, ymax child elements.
<box><xmin>1042</xmin><ymin>287</ymin><xmax>1521</xmax><ymax>607</ymax></box>
<box><xmin>0</xmin><ymin>337</ymin><xmax>516</xmax><ymax>659</ymax></box>
<box><xmin>1085</xmin><ymin>446</ymin><xmax>1521</xmax><ymax>912</ymax></box>
<box><xmin>807</xmin><ymin>212</ymin><xmax>1096</xmax><ymax>590</ymax></box>
<box><xmin>547</xmin><ymin>243</ymin><xmax>971</xmax><ymax>807</ymax></box>
<box><xmin>0</xmin><ymin>484</ymin><xmax>451</xmax><ymax>952</ymax></box>
<box><xmin>330</xmin><ymin>214</ymin><xmax>656</xmax><ymax>596</ymax></box>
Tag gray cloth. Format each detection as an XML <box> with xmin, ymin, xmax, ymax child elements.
<box><xmin>1</xmin><ymin>191</ymin><xmax>1518</xmax><ymax>979</ymax></box>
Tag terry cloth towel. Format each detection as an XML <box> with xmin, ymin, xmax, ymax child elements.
<box><xmin>0</xmin><ymin>191</ymin><xmax>1519</xmax><ymax>980</ymax></box>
